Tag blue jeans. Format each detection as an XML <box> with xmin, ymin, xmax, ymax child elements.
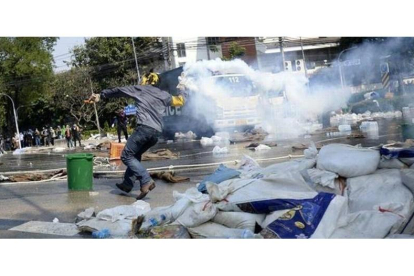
<box><xmin>121</xmin><ymin>125</ymin><xmax>159</xmax><ymax>189</ymax></box>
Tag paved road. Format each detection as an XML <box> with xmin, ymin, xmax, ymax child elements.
<box><xmin>0</xmin><ymin>118</ymin><xmax>406</xmax><ymax>238</ymax></box>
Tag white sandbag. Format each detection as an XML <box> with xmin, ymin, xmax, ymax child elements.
<box><xmin>206</xmin><ymin>182</ymin><xmax>230</xmax><ymax>203</ymax></box>
<box><xmin>317</xmin><ymin>144</ymin><xmax>380</xmax><ymax>177</ymax></box>
<box><xmin>96</xmin><ymin>201</ymin><xmax>151</xmax><ymax>222</ymax></box>
<box><xmin>249</xmin><ymin>158</ymin><xmax>316</xmax><ymax>178</ymax></box>
<box><xmin>76</xmin><ymin>217</ymin><xmax>132</xmax><ymax>237</ymax></box>
<box><xmin>378</xmin><ymin>158</ymin><xmax>407</xmax><ymax>169</ymax></box>
<box><xmin>401</xmin><ymin>169</ymin><xmax>414</xmax><ymax>194</ymax></box>
<box><xmin>347</xmin><ymin>169</ymin><xmax>414</xmax><ymax>219</ymax></box>
<box><xmin>188</xmin><ymin>222</ymin><xmax>262</xmax><ymax>239</ymax></box>
<box><xmin>329</xmin><ymin>211</ymin><xmax>402</xmax><ymax>239</ymax></box>
<box><xmin>177</xmin><ymin>201</ymin><xmax>217</xmax><ymax>228</ymax></box>
<box><xmin>216</xmin><ymin>172</ymin><xmax>317</xmax><ymax>212</ymax></box>
<box><xmin>311</xmin><ymin>196</ymin><xmax>349</xmax><ymax>238</ymax></box>
<box><xmin>307</xmin><ymin>168</ymin><xmax>338</xmax><ymax>189</ymax></box>
<box><xmin>212</xmin><ymin>211</ymin><xmax>265</xmax><ymax>232</ymax></box>
<box><xmin>173</xmin><ymin>187</ymin><xmax>210</xmax><ymax>203</ymax></box>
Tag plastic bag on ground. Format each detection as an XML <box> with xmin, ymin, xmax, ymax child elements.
<box><xmin>346</xmin><ymin>169</ymin><xmax>414</xmax><ymax>219</ymax></box>
<box><xmin>254</xmin><ymin>144</ymin><xmax>271</xmax><ymax>151</ymax></box>
<box><xmin>96</xmin><ymin>200</ymin><xmax>151</xmax><ymax>222</ymax></box>
<box><xmin>317</xmin><ymin>144</ymin><xmax>380</xmax><ymax>178</ymax></box>
<box><xmin>304</xmin><ymin>142</ymin><xmax>318</xmax><ymax>159</ymax></box>
<box><xmin>188</xmin><ymin>222</ymin><xmax>262</xmax><ymax>239</ymax></box>
<box><xmin>212</xmin><ymin>146</ymin><xmax>228</xmax><ymax>154</ymax></box>
<box><xmin>212</xmin><ymin>211</ymin><xmax>265</xmax><ymax>232</ymax></box>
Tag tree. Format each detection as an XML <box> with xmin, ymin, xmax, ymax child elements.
<box><xmin>68</xmin><ymin>37</ymin><xmax>163</xmax><ymax>89</ymax></box>
<box><xmin>0</xmin><ymin>37</ymin><xmax>57</xmax><ymax>135</ymax></box>
<box><xmin>227</xmin><ymin>42</ymin><xmax>246</xmax><ymax>60</ymax></box>
<box><xmin>52</xmin><ymin>67</ymin><xmax>107</xmax><ymax>129</ymax></box>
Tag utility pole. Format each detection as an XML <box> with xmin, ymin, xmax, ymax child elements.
<box><xmin>131</xmin><ymin>37</ymin><xmax>141</xmax><ymax>84</ymax></box>
<box><xmin>89</xmin><ymin>78</ymin><xmax>101</xmax><ymax>137</ymax></box>
<box><xmin>162</xmin><ymin>37</ymin><xmax>171</xmax><ymax>70</ymax></box>
<box><xmin>279</xmin><ymin>37</ymin><xmax>286</xmax><ymax>71</ymax></box>
<box><xmin>206</xmin><ymin>37</ymin><xmax>211</xmax><ymax>60</ymax></box>
<box><xmin>300</xmin><ymin>37</ymin><xmax>308</xmax><ymax>78</ymax></box>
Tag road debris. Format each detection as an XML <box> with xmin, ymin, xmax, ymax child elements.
<box><xmin>149</xmin><ymin>171</ymin><xmax>190</xmax><ymax>183</ymax></box>
<box><xmin>142</xmin><ymin>149</ymin><xmax>179</xmax><ymax>161</ymax></box>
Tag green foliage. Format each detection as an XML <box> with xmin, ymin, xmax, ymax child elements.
<box><xmin>226</xmin><ymin>42</ymin><xmax>246</xmax><ymax>60</ymax></box>
<box><xmin>68</xmin><ymin>37</ymin><xmax>161</xmax><ymax>89</ymax></box>
<box><xmin>0</xmin><ymin>37</ymin><xmax>57</xmax><ymax>134</ymax></box>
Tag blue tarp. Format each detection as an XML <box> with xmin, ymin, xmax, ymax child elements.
<box><xmin>198</xmin><ymin>164</ymin><xmax>241</xmax><ymax>193</ymax></box>
<box><xmin>380</xmin><ymin>147</ymin><xmax>414</xmax><ymax>159</ymax></box>
<box><xmin>238</xmin><ymin>193</ymin><xmax>336</xmax><ymax>239</ymax></box>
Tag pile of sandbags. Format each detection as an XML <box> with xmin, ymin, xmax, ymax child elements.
<box><xmin>79</xmin><ymin>143</ymin><xmax>414</xmax><ymax>239</ymax></box>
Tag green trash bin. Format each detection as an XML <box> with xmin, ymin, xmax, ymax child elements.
<box><xmin>66</xmin><ymin>153</ymin><xmax>94</xmax><ymax>191</ymax></box>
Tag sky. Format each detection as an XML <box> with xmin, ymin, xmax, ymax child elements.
<box><xmin>52</xmin><ymin>37</ymin><xmax>86</xmax><ymax>72</ymax></box>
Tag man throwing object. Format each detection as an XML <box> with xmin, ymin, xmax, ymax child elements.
<box><xmin>100</xmin><ymin>77</ymin><xmax>186</xmax><ymax>200</ymax></box>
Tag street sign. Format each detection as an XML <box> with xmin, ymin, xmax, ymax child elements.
<box><xmin>343</xmin><ymin>59</ymin><xmax>361</xmax><ymax>67</ymax></box>
<box><xmin>124</xmin><ymin>104</ymin><xmax>137</xmax><ymax>116</ymax></box>
<box><xmin>380</xmin><ymin>62</ymin><xmax>390</xmax><ymax>90</ymax></box>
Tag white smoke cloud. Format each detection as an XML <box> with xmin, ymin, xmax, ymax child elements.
<box><xmin>181</xmin><ymin>58</ymin><xmax>351</xmax><ymax>138</ymax></box>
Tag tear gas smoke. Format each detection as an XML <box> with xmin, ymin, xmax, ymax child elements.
<box><xmin>181</xmin><ymin>58</ymin><xmax>350</xmax><ymax>139</ymax></box>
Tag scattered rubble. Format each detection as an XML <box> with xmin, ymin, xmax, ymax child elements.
<box><xmin>149</xmin><ymin>171</ymin><xmax>189</xmax><ymax>183</ymax></box>
<box><xmin>142</xmin><ymin>149</ymin><xmax>179</xmax><ymax>161</ymax></box>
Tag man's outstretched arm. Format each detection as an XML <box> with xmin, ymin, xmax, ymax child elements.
<box><xmin>101</xmin><ymin>86</ymin><xmax>142</xmax><ymax>99</ymax></box>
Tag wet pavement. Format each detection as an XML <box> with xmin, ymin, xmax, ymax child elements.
<box><xmin>0</xmin><ymin>118</ymin><xmax>409</xmax><ymax>238</ymax></box>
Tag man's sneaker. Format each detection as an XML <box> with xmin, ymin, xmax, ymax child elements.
<box><xmin>136</xmin><ymin>181</ymin><xmax>156</xmax><ymax>200</ymax></box>
<box><xmin>116</xmin><ymin>182</ymin><xmax>132</xmax><ymax>193</ymax></box>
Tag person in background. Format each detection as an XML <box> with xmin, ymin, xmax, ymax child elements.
<box><xmin>56</xmin><ymin>126</ymin><xmax>62</xmax><ymax>139</ymax></box>
<box><xmin>65</xmin><ymin>124</ymin><xmax>73</xmax><ymax>148</ymax></box>
<box><xmin>72</xmin><ymin>124</ymin><xmax>82</xmax><ymax>147</ymax></box>
<box><xmin>34</xmin><ymin>128</ymin><xmax>41</xmax><ymax>146</ymax></box>
<box><xmin>61</xmin><ymin>125</ymin><xmax>66</xmax><ymax>139</ymax></box>
<box><xmin>49</xmin><ymin>127</ymin><xmax>55</xmax><ymax>146</ymax></box>
<box><xmin>41</xmin><ymin>127</ymin><xmax>48</xmax><ymax>146</ymax></box>
<box><xmin>112</xmin><ymin>108</ymin><xmax>129</xmax><ymax>143</ymax></box>
<box><xmin>0</xmin><ymin>135</ymin><xmax>5</xmax><ymax>154</ymax></box>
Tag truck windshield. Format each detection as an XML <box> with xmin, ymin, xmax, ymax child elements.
<box><xmin>213</xmin><ymin>75</ymin><xmax>256</xmax><ymax>97</ymax></box>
